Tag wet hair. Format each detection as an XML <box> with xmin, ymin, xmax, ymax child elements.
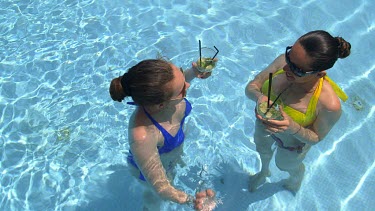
<box><xmin>298</xmin><ymin>30</ymin><xmax>351</xmax><ymax>71</ymax></box>
<box><xmin>109</xmin><ymin>59</ymin><xmax>174</xmax><ymax>106</ymax></box>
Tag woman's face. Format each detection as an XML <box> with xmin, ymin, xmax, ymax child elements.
<box><xmin>284</xmin><ymin>42</ymin><xmax>317</xmax><ymax>81</ymax></box>
<box><xmin>166</xmin><ymin>64</ymin><xmax>190</xmax><ymax>101</ymax></box>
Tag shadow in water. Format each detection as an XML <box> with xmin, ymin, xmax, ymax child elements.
<box><xmin>76</xmin><ymin>161</ymin><xmax>289</xmax><ymax>211</ymax></box>
<box><xmin>76</xmin><ymin>164</ymin><xmax>143</xmax><ymax>211</ymax></box>
<box><xmin>199</xmin><ymin>161</ymin><xmax>288</xmax><ymax>211</ymax></box>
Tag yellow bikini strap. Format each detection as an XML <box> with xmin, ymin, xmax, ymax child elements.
<box><xmin>272</xmin><ymin>70</ymin><xmax>348</xmax><ymax>102</ymax></box>
<box><xmin>305</xmin><ymin>77</ymin><xmax>324</xmax><ymax>118</ymax></box>
<box><xmin>324</xmin><ymin>76</ymin><xmax>348</xmax><ymax>102</ymax></box>
<box><xmin>274</xmin><ymin>69</ymin><xmax>284</xmax><ymax>76</ymax></box>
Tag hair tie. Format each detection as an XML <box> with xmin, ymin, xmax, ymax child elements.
<box><xmin>120</xmin><ymin>73</ymin><xmax>132</xmax><ymax>96</ymax></box>
<box><xmin>336</xmin><ymin>37</ymin><xmax>342</xmax><ymax>57</ymax></box>
<box><xmin>336</xmin><ymin>37</ymin><xmax>342</xmax><ymax>49</ymax></box>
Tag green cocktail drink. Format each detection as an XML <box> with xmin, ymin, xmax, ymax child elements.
<box><xmin>257</xmin><ymin>101</ymin><xmax>283</xmax><ymax>120</ymax></box>
<box><xmin>196</xmin><ymin>57</ymin><xmax>216</xmax><ymax>72</ymax></box>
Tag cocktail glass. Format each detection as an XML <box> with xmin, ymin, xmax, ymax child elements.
<box><xmin>256</xmin><ymin>100</ymin><xmax>283</xmax><ymax>120</ymax></box>
<box><xmin>196</xmin><ymin>40</ymin><xmax>219</xmax><ymax>73</ymax></box>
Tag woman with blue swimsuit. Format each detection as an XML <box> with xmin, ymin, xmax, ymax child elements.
<box><xmin>109</xmin><ymin>59</ymin><xmax>216</xmax><ymax>210</ymax></box>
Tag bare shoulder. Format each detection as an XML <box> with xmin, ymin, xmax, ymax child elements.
<box><xmin>258</xmin><ymin>54</ymin><xmax>285</xmax><ymax>76</ymax></box>
<box><xmin>249</xmin><ymin>54</ymin><xmax>285</xmax><ymax>85</ymax></box>
<box><xmin>130</xmin><ymin>124</ymin><xmax>148</xmax><ymax>144</ymax></box>
<box><xmin>319</xmin><ymin>80</ymin><xmax>342</xmax><ymax>112</ymax></box>
<box><xmin>128</xmin><ymin>110</ymin><xmax>153</xmax><ymax>145</ymax></box>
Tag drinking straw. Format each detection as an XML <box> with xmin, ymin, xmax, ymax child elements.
<box><xmin>267</xmin><ymin>73</ymin><xmax>272</xmax><ymax>108</ymax></box>
<box><xmin>265</xmin><ymin>83</ymin><xmax>291</xmax><ymax>115</ymax></box>
<box><xmin>199</xmin><ymin>40</ymin><xmax>202</xmax><ymax>67</ymax></box>
<box><xmin>212</xmin><ymin>46</ymin><xmax>219</xmax><ymax>60</ymax></box>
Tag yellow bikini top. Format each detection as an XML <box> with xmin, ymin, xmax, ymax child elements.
<box><xmin>261</xmin><ymin>69</ymin><xmax>348</xmax><ymax>127</ymax></box>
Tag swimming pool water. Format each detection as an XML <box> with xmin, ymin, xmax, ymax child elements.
<box><xmin>1</xmin><ymin>0</ymin><xmax>374</xmax><ymax>210</ymax></box>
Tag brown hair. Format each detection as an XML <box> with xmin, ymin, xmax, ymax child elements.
<box><xmin>109</xmin><ymin>59</ymin><xmax>174</xmax><ymax>106</ymax></box>
<box><xmin>298</xmin><ymin>30</ymin><xmax>351</xmax><ymax>71</ymax></box>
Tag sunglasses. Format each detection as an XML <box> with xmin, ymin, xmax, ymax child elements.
<box><xmin>285</xmin><ymin>46</ymin><xmax>319</xmax><ymax>77</ymax></box>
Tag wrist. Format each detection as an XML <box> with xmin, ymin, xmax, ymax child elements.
<box><xmin>184</xmin><ymin>194</ymin><xmax>194</xmax><ymax>205</ymax></box>
<box><xmin>291</xmin><ymin>124</ymin><xmax>302</xmax><ymax>135</ymax></box>
<box><xmin>187</xmin><ymin>63</ymin><xmax>200</xmax><ymax>77</ymax></box>
<box><xmin>192</xmin><ymin>66</ymin><xmax>200</xmax><ymax>76</ymax></box>
<box><xmin>256</xmin><ymin>93</ymin><xmax>264</xmax><ymax>102</ymax></box>
<box><xmin>184</xmin><ymin>67</ymin><xmax>198</xmax><ymax>83</ymax></box>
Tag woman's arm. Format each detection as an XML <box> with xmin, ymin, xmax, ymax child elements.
<box><xmin>129</xmin><ymin>127</ymin><xmax>190</xmax><ymax>204</ymax></box>
<box><xmin>295</xmin><ymin>96</ymin><xmax>342</xmax><ymax>144</ymax></box>
<box><xmin>183</xmin><ymin>59</ymin><xmax>218</xmax><ymax>83</ymax></box>
<box><xmin>264</xmin><ymin>96</ymin><xmax>342</xmax><ymax>145</ymax></box>
<box><xmin>183</xmin><ymin>66</ymin><xmax>197</xmax><ymax>83</ymax></box>
<box><xmin>289</xmin><ymin>106</ymin><xmax>341</xmax><ymax>145</ymax></box>
<box><xmin>245</xmin><ymin>54</ymin><xmax>286</xmax><ymax>102</ymax></box>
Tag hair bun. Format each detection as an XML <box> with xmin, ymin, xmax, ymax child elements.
<box><xmin>120</xmin><ymin>73</ymin><xmax>132</xmax><ymax>96</ymax></box>
<box><xmin>336</xmin><ymin>37</ymin><xmax>351</xmax><ymax>58</ymax></box>
<box><xmin>109</xmin><ymin>77</ymin><xmax>127</xmax><ymax>102</ymax></box>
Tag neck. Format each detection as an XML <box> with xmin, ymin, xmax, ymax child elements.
<box><xmin>143</xmin><ymin>103</ymin><xmax>176</xmax><ymax>122</ymax></box>
<box><xmin>291</xmin><ymin>78</ymin><xmax>320</xmax><ymax>93</ymax></box>
<box><xmin>143</xmin><ymin>105</ymin><xmax>165</xmax><ymax>115</ymax></box>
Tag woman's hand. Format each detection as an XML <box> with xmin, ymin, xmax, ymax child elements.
<box><xmin>258</xmin><ymin>105</ymin><xmax>299</xmax><ymax>135</ymax></box>
<box><xmin>192</xmin><ymin>58</ymin><xmax>218</xmax><ymax>79</ymax></box>
<box><xmin>193</xmin><ymin>189</ymin><xmax>216</xmax><ymax>210</ymax></box>
<box><xmin>254</xmin><ymin>94</ymin><xmax>269</xmax><ymax>116</ymax></box>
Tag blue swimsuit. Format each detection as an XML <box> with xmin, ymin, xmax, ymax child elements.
<box><xmin>127</xmin><ymin>98</ymin><xmax>192</xmax><ymax>181</ymax></box>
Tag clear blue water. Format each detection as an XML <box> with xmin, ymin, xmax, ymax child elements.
<box><xmin>1</xmin><ymin>0</ymin><xmax>374</xmax><ymax>210</ymax></box>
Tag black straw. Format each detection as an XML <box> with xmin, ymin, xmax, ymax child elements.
<box><xmin>199</xmin><ymin>40</ymin><xmax>202</xmax><ymax>67</ymax></box>
<box><xmin>267</xmin><ymin>73</ymin><xmax>273</xmax><ymax>108</ymax></box>
<box><xmin>212</xmin><ymin>46</ymin><xmax>219</xmax><ymax>60</ymax></box>
<box><xmin>265</xmin><ymin>84</ymin><xmax>291</xmax><ymax>115</ymax></box>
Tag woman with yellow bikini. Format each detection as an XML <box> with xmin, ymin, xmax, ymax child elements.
<box><xmin>245</xmin><ymin>30</ymin><xmax>351</xmax><ymax>193</ymax></box>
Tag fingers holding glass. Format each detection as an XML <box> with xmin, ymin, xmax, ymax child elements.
<box><xmin>197</xmin><ymin>40</ymin><xmax>219</xmax><ymax>74</ymax></box>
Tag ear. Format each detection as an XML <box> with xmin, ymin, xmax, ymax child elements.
<box><xmin>158</xmin><ymin>103</ymin><xmax>165</xmax><ymax>110</ymax></box>
<box><xmin>316</xmin><ymin>71</ymin><xmax>326</xmax><ymax>78</ymax></box>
